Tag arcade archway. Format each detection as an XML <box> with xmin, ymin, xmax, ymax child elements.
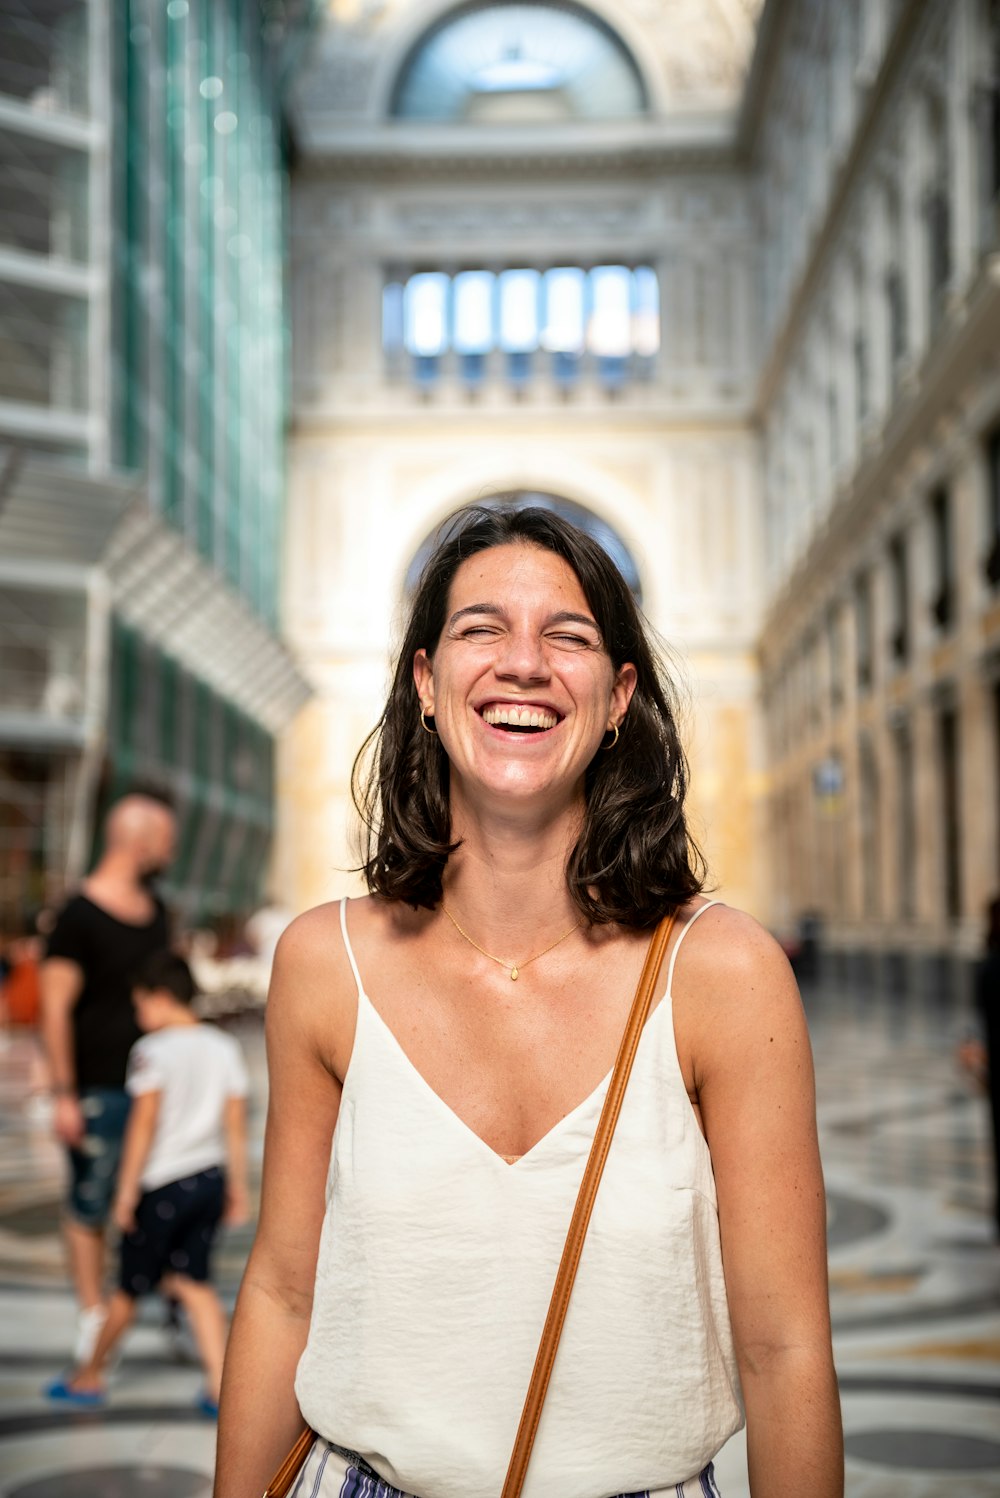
<box><xmin>403</xmin><ymin>491</ymin><xmax>643</xmax><ymax>603</ymax></box>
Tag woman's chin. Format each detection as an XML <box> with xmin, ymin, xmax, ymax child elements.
<box><xmin>453</xmin><ymin>762</ymin><xmax>584</xmax><ymax>815</ymax></box>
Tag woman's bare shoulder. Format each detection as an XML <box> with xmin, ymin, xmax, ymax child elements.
<box><xmin>680</xmin><ymin>897</ymin><xmax>788</xmax><ymax>956</ymax></box>
<box><xmin>267</xmin><ymin>899</ymin><xmax>390</xmax><ymax>1079</ymax></box>
<box><xmin>670</xmin><ymin>902</ymin><xmax>811</xmax><ymax>1105</ymax></box>
<box><xmin>673</xmin><ymin>899</ymin><xmax>800</xmax><ymax>1021</ymax></box>
<box><xmin>270</xmin><ymin>895</ymin><xmax>420</xmax><ymax>1006</ymax></box>
<box><xmin>272</xmin><ymin>899</ymin><xmax>344</xmax><ymax>974</ymax></box>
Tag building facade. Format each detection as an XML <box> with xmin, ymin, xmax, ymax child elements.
<box><xmin>752</xmin><ymin>0</ymin><xmax>1000</xmax><ymax>967</ymax></box>
<box><xmin>281</xmin><ymin>0</ymin><xmax>1000</xmax><ymax>975</ymax></box>
<box><xmin>0</xmin><ymin>0</ymin><xmax>312</xmax><ymax>927</ymax></box>
<box><xmin>280</xmin><ymin>0</ymin><xmax>767</xmax><ymax>915</ymax></box>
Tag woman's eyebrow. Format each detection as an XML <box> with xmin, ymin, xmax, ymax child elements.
<box><xmin>548</xmin><ymin>611</ymin><xmax>600</xmax><ymax>632</ymax></box>
<box><xmin>447</xmin><ymin>603</ymin><xmax>504</xmax><ymax>626</ymax></box>
<box><xmin>447</xmin><ymin>605</ymin><xmax>601</xmax><ymax>632</ymax></box>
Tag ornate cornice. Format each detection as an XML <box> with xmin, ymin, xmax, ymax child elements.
<box><xmin>294</xmin><ymin>117</ymin><xmax>740</xmax><ymax>180</ymax></box>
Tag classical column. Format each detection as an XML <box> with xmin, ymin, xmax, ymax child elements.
<box><xmin>911</xmin><ymin>697</ymin><xmax>940</xmax><ymax>932</ymax></box>
<box><xmin>960</xmin><ymin>674</ymin><xmax>998</xmax><ymax>936</ymax></box>
<box><xmin>947</xmin><ymin>0</ymin><xmax>977</xmax><ymax>299</ymax></box>
<box><xmin>868</xmin><ymin>180</ymin><xmax>892</xmax><ymax>420</ymax></box>
<box><xmin>900</xmin><ymin>91</ymin><xmax>929</xmax><ymax>368</ymax></box>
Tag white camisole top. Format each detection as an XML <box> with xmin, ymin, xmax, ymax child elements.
<box><xmin>294</xmin><ymin>898</ymin><xmax>744</xmax><ymax>1498</ymax></box>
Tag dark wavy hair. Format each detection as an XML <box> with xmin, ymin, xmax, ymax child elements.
<box><xmin>352</xmin><ymin>504</ymin><xmax>705</xmax><ymax>928</ymax></box>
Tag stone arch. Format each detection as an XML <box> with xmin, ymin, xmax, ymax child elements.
<box><xmin>402</xmin><ymin>491</ymin><xmax>643</xmax><ymax>602</ymax></box>
<box><xmin>387</xmin><ymin>464</ymin><xmax>651</xmax><ymax>616</ymax></box>
<box><xmin>369</xmin><ymin>0</ymin><xmax>666</xmax><ymax>123</ymax></box>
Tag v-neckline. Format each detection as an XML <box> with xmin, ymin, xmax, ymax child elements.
<box><xmin>353</xmin><ymin>984</ymin><xmax>670</xmax><ymax>1172</ymax></box>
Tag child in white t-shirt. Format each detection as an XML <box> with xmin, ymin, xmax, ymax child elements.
<box><xmin>46</xmin><ymin>950</ymin><xmax>249</xmax><ymax>1414</ymax></box>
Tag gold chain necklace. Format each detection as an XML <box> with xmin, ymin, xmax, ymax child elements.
<box><xmin>441</xmin><ymin>902</ymin><xmax>582</xmax><ymax>981</ymax></box>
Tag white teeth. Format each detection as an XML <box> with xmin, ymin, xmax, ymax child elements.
<box><xmin>481</xmin><ymin>705</ymin><xmax>558</xmax><ymax>729</ymax></box>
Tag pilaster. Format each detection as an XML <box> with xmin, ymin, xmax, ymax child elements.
<box><xmin>900</xmin><ymin>91</ymin><xmax>929</xmax><ymax>368</ymax></box>
<box><xmin>911</xmin><ymin>695</ymin><xmax>940</xmax><ymax>927</ymax></box>
<box><xmin>947</xmin><ymin>0</ymin><xmax>978</xmax><ymax>298</ymax></box>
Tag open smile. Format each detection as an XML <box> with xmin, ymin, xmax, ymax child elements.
<box><xmin>477</xmin><ymin>702</ymin><xmax>562</xmax><ymax>734</ymax></box>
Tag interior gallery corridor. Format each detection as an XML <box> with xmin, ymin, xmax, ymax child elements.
<box><xmin>0</xmin><ymin>972</ymin><xmax>997</xmax><ymax>1498</ymax></box>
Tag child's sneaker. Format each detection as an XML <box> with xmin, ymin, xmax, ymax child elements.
<box><xmin>44</xmin><ymin>1377</ymin><xmax>106</xmax><ymax>1408</ymax></box>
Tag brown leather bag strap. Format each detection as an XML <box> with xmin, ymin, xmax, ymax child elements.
<box><xmin>499</xmin><ymin>910</ymin><xmax>677</xmax><ymax>1498</ymax></box>
<box><xmin>262</xmin><ymin>1423</ymin><xmax>316</xmax><ymax>1498</ymax></box>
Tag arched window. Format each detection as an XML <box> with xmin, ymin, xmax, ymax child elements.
<box><xmin>391</xmin><ymin>2</ymin><xmax>647</xmax><ymax>124</ymax></box>
<box><xmin>405</xmin><ymin>493</ymin><xmax>642</xmax><ymax>602</ymax></box>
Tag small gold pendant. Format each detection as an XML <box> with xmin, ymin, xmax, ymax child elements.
<box><xmin>510</xmin><ymin>967</ymin><xmax>518</xmax><ymax>981</ymax></box>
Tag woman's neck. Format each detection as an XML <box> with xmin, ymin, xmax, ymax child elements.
<box><xmin>442</xmin><ymin>799</ymin><xmax>583</xmax><ymax>942</ymax></box>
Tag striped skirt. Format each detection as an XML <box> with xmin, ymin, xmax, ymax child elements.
<box><xmin>289</xmin><ymin>1438</ymin><xmax>723</xmax><ymax>1498</ymax></box>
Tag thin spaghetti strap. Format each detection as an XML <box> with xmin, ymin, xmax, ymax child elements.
<box><xmin>339</xmin><ymin>896</ymin><xmax>365</xmax><ymax>998</ymax></box>
<box><xmin>665</xmin><ymin>899</ymin><xmax>721</xmax><ymax>997</ymax></box>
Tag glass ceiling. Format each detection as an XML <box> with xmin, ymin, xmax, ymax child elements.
<box><xmin>391</xmin><ymin>1</ymin><xmax>647</xmax><ymax>123</ymax></box>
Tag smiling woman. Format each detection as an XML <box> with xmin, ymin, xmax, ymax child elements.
<box><xmin>214</xmin><ymin>505</ymin><xmax>844</xmax><ymax>1498</ymax></box>
<box><xmin>360</xmin><ymin>505</ymin><xmax>699</xmax><ymax>924</ymax></box>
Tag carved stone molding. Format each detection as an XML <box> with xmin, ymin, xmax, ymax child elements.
<box><xmin>388</xmin><ymin>197</ymin><xmax>655</xmax><ymax>238</ymax></box>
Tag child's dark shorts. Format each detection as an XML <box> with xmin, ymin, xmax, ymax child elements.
<box><xmin>119</xmin><ymin>1165</ymin><xmax>226</xmax><ymax>1297</ymax></box>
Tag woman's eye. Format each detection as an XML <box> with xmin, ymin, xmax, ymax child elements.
<box><xmin>460</xmin><ymin>626</ymin><xmax>499</xmax><ymax>639</ymax></box>
<box><xmin>549</xmin><ymin>632</ymin><xmax>591</xmax><ymax>648</ymax></box>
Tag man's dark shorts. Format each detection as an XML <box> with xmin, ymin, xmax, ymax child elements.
<box><xmin>119</xmin><ymin>1166</ymin><xmax>226</xmax><ymax>1297</ymax></box>
<box><xmin>67</xmin><ymin>1088</ymin><xmax>131</xmax><ymax>1228</ymax></box>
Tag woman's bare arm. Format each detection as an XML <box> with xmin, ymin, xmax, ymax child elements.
<box><xmin>684</xmin><ymin>908</ymin><xmax>843</xmax><ymax>1497</ymax></box>
<box><xmin>222</xmin><ymin>1095</ymin><xmax>250</xmax><ymax>1225</ymax></box>
<box><xmin>213</xmin><ymin>905</ymin><xmax>354</xmax><ymax>1498</ymax></box>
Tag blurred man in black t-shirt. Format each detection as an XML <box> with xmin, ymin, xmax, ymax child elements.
<box><xmin>41</xmin><ymin>791</ymin><xmax>177</xmax><ymax>1362</ymax></box>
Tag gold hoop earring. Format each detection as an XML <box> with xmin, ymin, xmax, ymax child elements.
<box><xmin>420</xmin><ymin>709</ymin><xmax>437</xmax><ymax>736</ymax></box>
<box><xmin>602</xmin><ymin>723</ymin><xmax>620</xmax><ymax>751</ymax></box>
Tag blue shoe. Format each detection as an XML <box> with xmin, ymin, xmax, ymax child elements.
<box><xmin>44</xmin><ymin>1377</ymin><xmax>106</xmax><ymax>1408</ymax></box>
<box><xmin>195</xmin><ymin>1391</ymin><xmax>219</xmax><ymax>1419</ymax></box>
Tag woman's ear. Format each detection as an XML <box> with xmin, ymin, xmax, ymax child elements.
<box><xmin>611</xmin><ymin>662</ymin><xmax>637</xmax><ymax>723</ymax></box>
<box><xmin>413</xmin><ymin>648</ymin><xmax>434</xmax><ymax>714</ymax></box>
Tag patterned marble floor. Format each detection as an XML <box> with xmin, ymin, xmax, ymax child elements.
<box><xmin>0</xmin><ymin>976</ymin><xmax>997</xmax><ymax>1497</ymax></box>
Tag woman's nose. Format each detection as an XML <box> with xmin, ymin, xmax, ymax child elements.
<box><xmin>494</xmin><ymin>628</ymin><xmax>549</xmax><ymax>681</ymax></box>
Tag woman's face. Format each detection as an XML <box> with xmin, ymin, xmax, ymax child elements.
<box><xmin>413</xmin><ymin>542</ymin><xmax>636</xmax><ymax>818</ymax></box>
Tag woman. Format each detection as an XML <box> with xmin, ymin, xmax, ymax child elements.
<box><xmin>215</xmin><ymin>506</ymin><xmax>843</xmax><ymax>1497</ymax></box>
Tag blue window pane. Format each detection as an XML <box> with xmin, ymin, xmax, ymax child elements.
<box><xmin>404</xmin><ymin>272</ymin><xmax>449</xmax><ymax>356</ymax></box>
<box><xmin>413</xmin><ymin>353</ymin><xmax>441</xmax><ymax>386</ymax></box>
<box><xmin>499</xmin><ymin>268</ymin><xmax>540</xmax><ymax>352</ymax></box>
<box><xmin>542</xmin><ymin>267</ymin><xmax>585</xmax><ymax>353</ymax></box>
<box><xmin>632</xmin><ymin>265</ymin><xmax>659</xmax><ymax>356</ymax></box>
<box><xmin>597</xmin><ymin>355</ymin><xmax>628</xmax><ymax>389</ymax></box>
<box><xmin>382</xmin><ymin>281</ymin><xmax>404</xmax><ymax>351</ymax></box>
<box><xmin>552</xmin><ymin>349</ymin><xmax>581</xmax><ymax>385</ymax></box>
<box><xmin>588</xmin><ymin>265</ymin><xmax>631</xmax><ymax>357</ymax></box>
<box><xmin>461</xmin><ymin>352</ymin><xmax>486</xmax><ymax>386</ymax></box>
<box><xmin>453</xmin><ymin>270</ymin><xmax>495</xmax><ymax>353</ymax></box>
